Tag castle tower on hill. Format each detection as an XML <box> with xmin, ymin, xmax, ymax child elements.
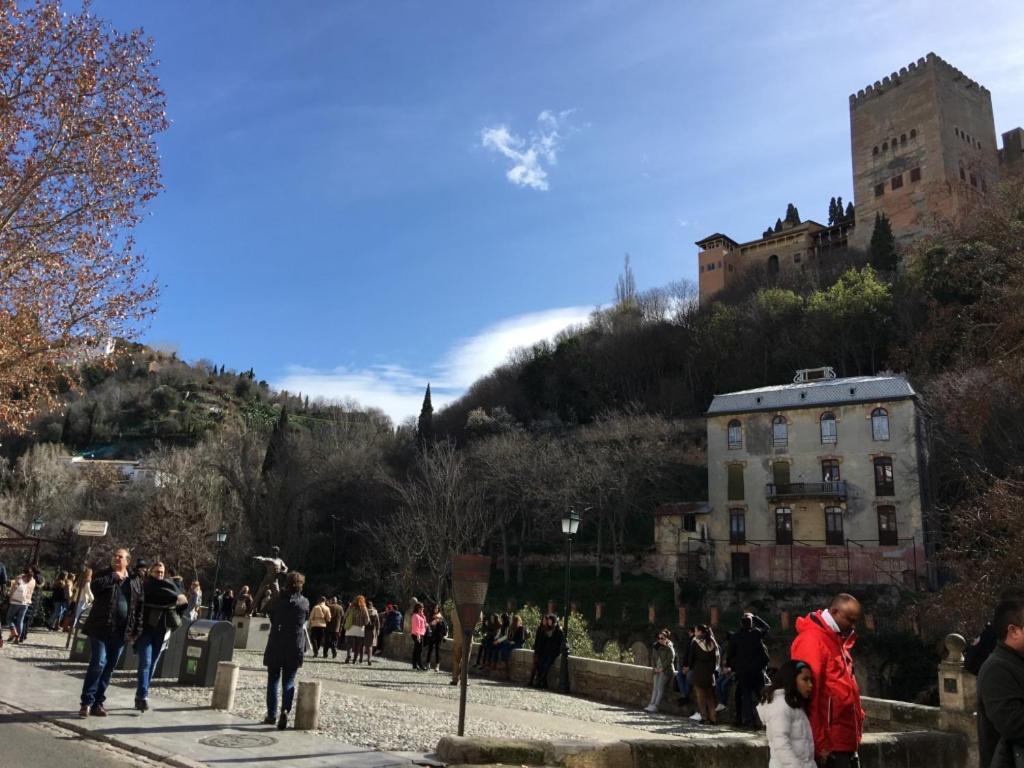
<box><xmin>696</xmin><ymin>53</ymin><xmax>1024</xmax><ymax>302</ymax></box>
<box><xmin>849</xmin><ymin>53</ymin><xmax>1001</xmax><ymax>251</ymax></box>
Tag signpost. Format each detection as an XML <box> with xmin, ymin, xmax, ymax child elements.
<box><xmin>451</xmin><ymin>554</ymin><xmax>491</xmax><ymax>737</ymax></box>
<box><xmin>75</xmin><ymin>520</ymin><xmax>109</xmax><ymax>537</ymax></box>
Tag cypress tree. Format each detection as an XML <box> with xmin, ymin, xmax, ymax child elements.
<box><xmin>869</xmin><ymin>213</ymin><xmax>898</xmax><ymax>271</ymax></box>
<box><xmin>417</xmin><ymin>383</ymin><xmax>434</xmax><ymax>446</ymax></box>
<box><xmin>828</xmin><ymin>197</ymin><xmax>838</xmax><ymax>225</ymax></box>
<box><xmin>845</xmin><ymin>201</ymin><xmax>855</xmax><ymax>222</ymax></box>
<box><xmin>785</xmin><ymin>203</ymin><xmax>801</xmax><ymax>225</ymax></box>
<box><xmin>836</xmin><ymin>196</ymin><xmax>844</xmax><ymax>220</ymax></box>
<box><xmin>774</xmin><ymin>218</ymin><xmax>783</xmax><ymax>233</ymax></box>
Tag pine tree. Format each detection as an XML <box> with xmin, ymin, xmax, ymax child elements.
<box><xmin>869</xmin><ymin>213</ymin><xmax>898</xmax><ymax>271</ymax></box>
<box><xmin>785</xmin><ymin>203</ymin><xmax>801</xmax><ymax>225</ymax></box>
<box><xmin>774</xmin><ymin>218</ymin><xmax>783</xmax><ymax>233</ymax></box>
<box><xmin>417</xmin><ymin>383</ymin><xmax>434</xmax><ymax>446</ymax></box>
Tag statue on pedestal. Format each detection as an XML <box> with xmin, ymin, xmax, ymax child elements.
<box><xmin>251</xmin><ymin>546</ymin><xmax>287</xmax><ymax>616</ymax></box>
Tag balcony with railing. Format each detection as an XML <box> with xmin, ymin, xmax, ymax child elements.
<box><xmin>766</xmin><ymin>481</ymin><xmax>848</xmax><ymax>501</ymax></box>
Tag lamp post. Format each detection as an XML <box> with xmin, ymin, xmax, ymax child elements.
<box><xmin>559</xmin><ymin>507</ymin><xmax>581</xmax><ymax>694</ymax></box>
<box><xmin>213</xmin><ymin>525</ymin><xmax>228</xmax><ymax>597</ymax></box>
<box><xmin>330</xmin><ymin>514</ymin><xmax>339</xmax><ymax>572</ymax></box>
<box><xmin>29</xmin><ymin>516</ymin><xmax>44</xmax><ymax>566</ymax></box>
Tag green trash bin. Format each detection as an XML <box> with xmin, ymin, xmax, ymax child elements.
<box><xmin>179</xmin><ymin>620</ymin><xmax>235</xmax><ymax>686</ymax></box>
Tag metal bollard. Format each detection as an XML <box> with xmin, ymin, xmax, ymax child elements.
<box><xmin>295</xmin><ymin>680</ymin><xmax>321</xmax><ymax>730</ymax></box>
<box><xmin>211</xmin><ymin>661</ymin><xmax>239</xmax><ymax>710</ymax></box>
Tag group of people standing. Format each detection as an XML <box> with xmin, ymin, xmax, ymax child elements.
<box><xmin>645</xmin><ymin>594</ymin><xmax>866</xmax><ymax>768</ymax></box>
<box><xmin>74</xmin><ymin>549</ymin><xmax>192</xmax><ymax>717</ymax></box>
<box><xmin>1</xmin><ymin>563</ymin><xmax>95</xmax><ymax>647</ymax></box>
<box><xmin>307</xmin><ymin>594</ymin><xmax>381</xmax><ymax>664</ymax></box>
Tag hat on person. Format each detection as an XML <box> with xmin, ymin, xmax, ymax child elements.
<box><xmin>135</xmin><ymin>558</ymin><xmax>150</xmax><ymax>570</ymax></box>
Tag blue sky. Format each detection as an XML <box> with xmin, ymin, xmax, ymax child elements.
<box><xmin>94</xmin><ymin>1</ymin><xmax>1024</xmax><ymax>424</ymax></box>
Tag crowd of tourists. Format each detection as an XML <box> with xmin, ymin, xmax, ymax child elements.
<box><xmin>644</xmin><ymin>596</ymin><xmax>864</xmax><ymax>767</ymax></box>
<box><xmin>6</xmin><ymin>548</ymin><xmax>1023</xmax><ymax>765</ymax></box>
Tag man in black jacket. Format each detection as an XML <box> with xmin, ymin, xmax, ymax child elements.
<box><xmin>978</xmin><ymin>597</ymin><xmax>1024</xmax><ymax>768</ymax></box>
<box><xmin>725</xmin><ymin>611</ymin><xmax>770</xmax><ymax>728</ymax></box>
<box><xmin>79</xmin><ymin>549</ymin><xmax>139</xmax><ymax>718</ymax></box>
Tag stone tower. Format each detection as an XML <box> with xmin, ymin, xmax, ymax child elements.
<box><xmin>849</xmin><ymin>53</ymin><xmax>1000</xmax><ymax>251</ymax></box>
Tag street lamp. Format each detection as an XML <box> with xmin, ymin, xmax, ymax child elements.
<box><xmin>29</xmin><ymin>517</ymin><xmax>44</xmax><ymax>535</ymax></box>
<box><xmin>559</xmin><ymin>507</ymin><xmax>581</xmax><ymax>694</ymax></box>
<box><xmin>212</xmin><ymin>525</ymin><xmax>228</xmax><ymax>600</ymax></box>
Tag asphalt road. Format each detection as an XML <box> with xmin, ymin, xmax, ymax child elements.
<box><xmin>0</xmin><ymin>711</ymin><xmax>165</xmax><ymax>767</ymax></box>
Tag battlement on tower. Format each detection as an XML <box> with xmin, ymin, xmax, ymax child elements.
<box><xmin>849</xmin><ymin>52</ymin><xmax>989</xmax><ymax>108</ymax></box>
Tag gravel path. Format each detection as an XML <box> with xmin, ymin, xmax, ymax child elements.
<box><xmin>1</xmin><ymin>630</ymin><xmax>729</xmax><ymax>753</ymax></box>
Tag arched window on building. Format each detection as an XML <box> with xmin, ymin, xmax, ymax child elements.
<box><xmin>871</xmin><ymin>407</ymin><xmax>890</xmax><ymax>441</ymax></box>
<box><xmin>767</xmin><ymin>254</ymin><xmax>780</xmax><ymax>276</ymax></box>
<box><xmin>820</xmin><ymin>412</ymin><xmax>837</xmax><ymax>444</ymax></box>
<box><xmin>772</xmin><ymin>415</ymin><xmax>788</xmax><ymax>447</ymax></box>
<box><xmin>775</xmin><ymin>507</ymin><xmax>793</xmax><ymax>545</ymax></box>
<box><xmin>825</xmin><ymin>506</ymin><xmax>844</xmax><ymax>545</ymax></box>
<box><xmin>727</xmin><ymin>419</ymin><xmax>742</xmax><ymax>450</ymax></box>
<box><xmin>877</xmin><ymin>505</ymin><xmax>898</xmax><ymax>546</ymax></box>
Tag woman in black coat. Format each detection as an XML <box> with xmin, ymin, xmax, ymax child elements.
<box><xmin>263</xmin><ymin>570</ymin><xmax>309</xmax><ymax>730</ymax></box>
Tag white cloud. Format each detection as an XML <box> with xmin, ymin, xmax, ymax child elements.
<box><xmin>272</xmin><ymin>305</ymin><xmax>594</xmax><ymax>426</ymax></box>
<box><xmin>481</xmin><ymin>110</ymin><xmax>576</xmax><ymax>191</ymax></box>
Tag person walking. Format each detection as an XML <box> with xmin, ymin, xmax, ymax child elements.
<box><xmin>66</xmin><ymin>567</ymin><xmax>94</xmax><ymax>637</ymax></box>
<box><xmin>48</xmin><ymin>572</ymin><xmax>71</xmax><ymax>630</ymax></box>
<box><xmin>424</xmin><ymin>604</ymin><xmax>447</xmax><ymax>671</ymax></box>
<box><xmin>3</xmin><ymin>565</ymin><xmax>36</xmax><ymax>645</ymax></box>
<box><xmin>308</xmin><ymin>596</ymin><xmax>330</xmax><ymax>657</ymax></box>
<box><xmin>186</xmin><ymin>581</ymin><xmax>203</xmax><ymax>622</ymax></box>
<box><xmin>791</xmin><ymin>593</ymin><xmax>864</xmax><ymax>767</ymax></box>
<box><xmin>363</xmin><ymin>601</ymin><xmax>380</xmax><ymax>666</ymax></box>
<box><xmin>220</xmin><ymin>589</ymin><xmax>235</xmax><ymax>621</ymax></box>
<box><xmin>410</xmin><ymin>602</ymin><xmax>427</xmax><ymax>670</ymax></box>
<box><xmin>20</xmin><ymin>568</ymin><xmax>44</xmax><ymax>642</ymax></box>
<box><xmin>344</xmin><ymin>595</ymin><xmax>370</xmax><ymax>663</ymax></box>
<box><xmin>233</xmin><ymin>585</ymin><xmax>254</xmax><ymax>617</ymax></box>
<box><xmin>78</xmin><ymin>549</ymin><xmax>136</xmax><ymax>717</ymax></box>
<box><xmin>324</xmin><ymin>596</ymin><xmax>342</xmax><ymax>659</ymax></box>
<box><xmin>725</xmin><ymin>611</ymin><xmax>771</xmax><ymax>728</ymax></box>
<box><xmin>757</xmin><ymin>659</ymin><xmax>816</xmax><ymax>768</ymax></box>
<box><xmin>645</xmin><ymin>629</ymin><xmax>676</xmax><ymax>713</ymax></box>
<box><xmin>133</xmin><ymin>562</ymin><xmax>188</xmax><ymax>712</ymax></box>
<box><xmin>689</xmin><ymin>624</ymin><xmax>721</xmax><ymax>724</ymax></box>
<box><xmin>535</xmin><ymin>614</ymin><xmax>564</xmax><ymax>689</ymax></box>
<box><xmin>978</xmin><ymin>596</ymin><xmax>1024</xmax><ymax>768</ymax></box>
<box><xmin>449</xmin><ymin>606</ymin><xmax>464</xmax><ymax>686</ymax></box>
<box><xmin>262</xmin><ymin>571</ymin><xmax>309</xmax><ymax>730</ymax></box>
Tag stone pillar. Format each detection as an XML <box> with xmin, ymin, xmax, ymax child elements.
<box><xmin>295</xmin><ymin>680</ymin><xmax>322</xmax><ymax>730</ymax></box>
<box><xmin>938</xmin><ymin>634</ymin><xmax>976</xmax><ymax>713</ymax></box>
<box><xmin>678</xmin><ymin>606</ymin><xmax>686</xmax><ymax>628</ymax></box>
<box><xmin>211</xmin><ymin>662</ymin><xmax>239</xmax><ymax>711</ymax></box>
<box><xmin>780</xmin><ymin>611</ymin><xmax>790</xmax><ymax>631</ymax></box>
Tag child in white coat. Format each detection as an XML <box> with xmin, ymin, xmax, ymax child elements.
<box><xmin>756</xmin><ymin>659</ymin><xmax>816</xmax><ymax>768</ymax></box>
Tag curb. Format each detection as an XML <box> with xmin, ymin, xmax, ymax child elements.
<box><xmin>0</xmin><ymin>699</ymin><xmax>207</xmax><ymax>768</ymax></box>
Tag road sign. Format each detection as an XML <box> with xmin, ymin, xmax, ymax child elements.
<box><xmin>75</xmin><ymin>520</ymin><xmax>108</xmax><ymax>537</ymax></box>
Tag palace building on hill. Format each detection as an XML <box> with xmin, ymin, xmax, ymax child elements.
<box><xmin>697</xmin><ymin>53</ymin><xmax>1024</xmax><ymax>302</ymax></box>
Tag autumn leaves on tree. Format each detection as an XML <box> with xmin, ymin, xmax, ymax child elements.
<box><xmin>0</xmin><ymin>1</ymin><xmax>167</xmax><ymax>431</ymax></box>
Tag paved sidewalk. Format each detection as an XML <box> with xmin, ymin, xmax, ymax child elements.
<box><xmin>0</xmin><ymin>653</ymin><xmax>421</xmax><ymax>768</ymax></box>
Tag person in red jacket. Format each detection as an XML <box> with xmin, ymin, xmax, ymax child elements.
<box><xmin>790</xmin><ymin>593</ymin><xmax>865</xmax><ymax>768</ymax></box>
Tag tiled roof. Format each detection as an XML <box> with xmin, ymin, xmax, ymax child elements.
<box><xmin>654</xmin><ymin>502</ymin><xmax>712</xmax><ymax>517</ymax></box>
<box><xmin>706</xmin><ymin>374</ymin><xmax>915</xmax><ymax>415</ymax></box>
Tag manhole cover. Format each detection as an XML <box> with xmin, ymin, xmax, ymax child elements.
<box><xmin>199</xmin><ymin>733</ymin><xmax>279</xmax><ymax>749</ymax></box>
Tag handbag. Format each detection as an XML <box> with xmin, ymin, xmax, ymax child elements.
<box><xmin>348</xmin><ymin>625</ymin><xmax>365</xmax><ymax>639</ymax></box>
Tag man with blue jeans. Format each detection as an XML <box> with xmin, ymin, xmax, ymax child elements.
<box><xmin>79</xmin><ymin>549</ymin><xmax>138</xmax><ymax>718</ymax></box>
